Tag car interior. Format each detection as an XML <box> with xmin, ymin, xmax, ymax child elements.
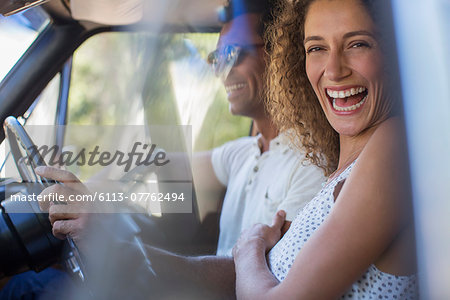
<box><xmin>1</xmin><ymin>0</ymin><xmax>450</xmax><ymax>298</ymax></box>
<box><xmin>0</xmin><ymin>0</ymin><xmax>255</xmax><ymax>282</ymax></box>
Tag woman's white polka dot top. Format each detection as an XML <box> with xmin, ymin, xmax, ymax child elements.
<box><xmin>268</xmin><ymin>161</ymin><xmax>417</xmax><ymax>299</ymax></box>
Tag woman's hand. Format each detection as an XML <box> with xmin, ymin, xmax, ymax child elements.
<box><xmin>233</xmin><ymin>210</ymin><xmax>286</xmax><ymax>258</ymax></box>
<box><xmin>36</xmin><ymin>166</ymin><xmax>92</xmax><ymax>244</ymax></box>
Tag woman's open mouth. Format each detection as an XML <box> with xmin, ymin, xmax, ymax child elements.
<box><xmin>326</xmin><ymin>86</ymin><xmax>368</xmax><ymax>113</ymax></box>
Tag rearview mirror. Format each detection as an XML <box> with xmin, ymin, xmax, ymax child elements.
<box><xmin>0</xmin><ymin>0</ymin><xmax>49</xmax><ymax>16</ymax></box>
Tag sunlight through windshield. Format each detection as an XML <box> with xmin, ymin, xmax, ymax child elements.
<box><xmin>0</xmin><ymin>7</ymin><xmax>49</xmax><ymax>83</ymax></box>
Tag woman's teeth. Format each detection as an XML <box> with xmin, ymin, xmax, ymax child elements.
<box><xmin>333</xmin><ymin>95</ymin><xmax>367</xmax><ymax>112</ymax></box>
<box><xmin>225</xmin><ymin>83</ymin><xmax>247</xmax><ymax>93</ymax></box>
<box><xmin>326</xmin><ymin>87</ymin><xmax>366</xmax><ymax>99</ymax></box>
<box><xmin>326</xmin><ymin>87</ymin><xmax>367</xmax><ymax>112</ymax></box>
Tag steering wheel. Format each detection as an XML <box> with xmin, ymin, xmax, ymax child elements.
<box><xmin>2</xmin><ymin>116</ymin><xmax>89</xmax><ymax>281</ymax></box>
<box><xmin>3</xmin><ymin>116</ymin><xmax>50</xmax><ymax>184</ymax></box>
<box><xmin>2</xmin><ymin>116</ymin><xmax>159</xmax><ymax>288</ymax></box>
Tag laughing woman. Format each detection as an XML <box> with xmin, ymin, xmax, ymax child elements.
<box><xmin>232</xmin><ymin>0</ymin><xmax>418</xmax><ymax>299</ymax></box>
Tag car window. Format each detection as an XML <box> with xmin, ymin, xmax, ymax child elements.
<box><xmin>0</xmin><ymin>6</ymin><xmax>49</xmax><ymax>83</ymax></box>
<box><xmin>0</xmin><ymin>74</ymin><xmax>61</xmax><ymax>180</ymax></box>
<box><xmin>392</xmin><ymin>0</ymin><xmax>450</xmax><ymax>297</ymax></box>
<box><xmin>63</xmin><ymin>31</ymin><xmax>252</xmax><ymax>214</ymax></box>
<box><xmin>67</xmin><ymin>31</ymin><xmax>251</xmax><ymax>152</ymax></box>
<box><xmin>0</xmin><ymin>6</ymin><xmax>53</xmax><ymax>177</ymax></box>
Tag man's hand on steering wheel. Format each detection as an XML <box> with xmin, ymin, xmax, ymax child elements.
<box><xmin>36</xmin><ymin>166</ymin><xmax>92</xmax><ymax>245</ymax></box>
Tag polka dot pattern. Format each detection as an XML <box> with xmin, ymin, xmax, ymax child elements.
<box><xmin>267</xmin><ymin>161</ymin><xmax>418</xmax><ymax>299</ymax></box>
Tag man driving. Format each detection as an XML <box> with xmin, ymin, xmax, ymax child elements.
<box><xmin>0</xmin><ymin>0</ymin><xmax>326</xmax><ymax>298</ymax></box>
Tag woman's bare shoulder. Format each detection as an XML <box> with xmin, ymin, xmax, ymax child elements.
<box><xmin>338</xmin><ymin>116</ymin><xmax>411</xmax><ymax>222</ymax></box>
<box><xmin>365</xmin><ymin>117</ymin><xmax>406</xmax><ymax>154</ymax></box>
<box><xmin>347</xmin><ymin>116</ymin><xmax>411</xmax><ymax>220</ymax></box>
<box><xmin>356</xmin><ymin>117</ymin><xmax>407</xmax><ymax>171</ymax></box>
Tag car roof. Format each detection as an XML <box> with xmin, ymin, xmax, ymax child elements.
<box><xmin>42</xmin><ymin>0</ymin><xmax>223</xmax><ymax>32</ymax></box>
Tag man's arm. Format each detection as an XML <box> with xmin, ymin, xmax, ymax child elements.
<box><xmin>192</xmin><ymin>151</ymin><xmax>224</xmax><ymax>192</ymax></box>
<box><xmin>192</xmin><ymin>151</ymin><xmax>227</xmax><ymax>220</ymax></box>
<box><xmin>145</xmin><ymin>246</ymin><xmax>236</xmax><ymax>298</ymax></box>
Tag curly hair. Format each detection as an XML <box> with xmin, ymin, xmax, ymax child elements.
<box><xmin>265</xmin><ymin>0</ymin><xmax>380</xmax><ymax>176</ymax></box>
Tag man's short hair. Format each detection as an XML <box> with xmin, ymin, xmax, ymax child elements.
<box><xmin>218</xmin><ymin>0</ymin><xmax>277</xmax><ymax>36</ymax></box>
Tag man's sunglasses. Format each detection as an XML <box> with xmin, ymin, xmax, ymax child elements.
<box><xmin>207</xmin><ymin>43</ymin><xmax>264</xmax><ymax>78</ymax></box>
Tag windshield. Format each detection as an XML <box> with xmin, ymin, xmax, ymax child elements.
<box><xmin>0</xmin><ymin>6</ymin><xmax>49</xmax><ymax>83</ymax></box>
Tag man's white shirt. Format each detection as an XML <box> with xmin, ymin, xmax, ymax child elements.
<box><xmin>212</xmin><ymin>133</ymin><xmax>327</xmax><ymax>256</ymax></box>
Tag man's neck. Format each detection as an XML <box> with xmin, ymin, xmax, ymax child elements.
<box><xmin>253</xmin><ymin>118</ymin><xmax>278</xmax><ymax>153</ymax></box>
